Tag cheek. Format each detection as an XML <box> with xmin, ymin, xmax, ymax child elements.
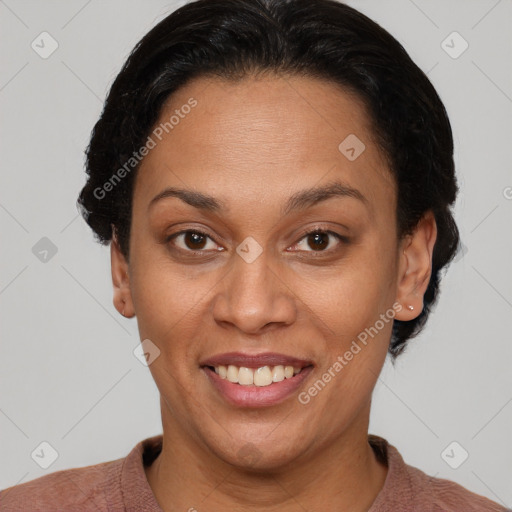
<box><xmin>303</xmin><ymin>276</ymin><xmax>393</xmax><ymax>424</ymax></box>
<box><xmin>129</xmin><ymin>223</ymin><xmax>213</xmax><ymax>313</ymax></box>
<box><xmin>129</xmin><ymin>257</ymin><xmax>205</xmax><ymax>346</ymax></box>
<box><xmin>307</xmin><ymin>253</ymin><xmax>395</xmax><ymax>336</ymax></box>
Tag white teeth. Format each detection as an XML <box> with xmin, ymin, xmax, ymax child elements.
<box><xmin>226</xmin><ymin>365</ymin><xmax>239</xmax><ymax>383</ymax></box>
<box><xmin>272</xmin><ymin>365</ymin><xmax>285</xmax><ymax>382</ymax></box>
<box><xmin>211</xmin><ymin>363</ymin><xmax>305</xmax><ymax>387</ymax></box>
<box><xmin>238</xmin><ymin>367</ymin><xmax>254</xmax><ymax>385</ymax></box>
<box><xmin>218</xmin><ymin>365</ymin><xmax>227</xmax><ymax>379</ymax></box>
<box><xmin>254</xmin><ymin>366</ymin><xmax>273</xmax><ymax>386</ymax></box>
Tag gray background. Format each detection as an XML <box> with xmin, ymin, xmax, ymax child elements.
<box><xmin>1</xmin><ymin>0</ymin><xmax>511</xmax><ymax>506</ymax></box>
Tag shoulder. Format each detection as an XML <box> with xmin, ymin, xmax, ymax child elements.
<box><xmin>413</xmin><ymin>465</ymin><xmax>509</xmax><ymax>512</ymax></box>
<box><xmin>369</xmin><ymin>435</ymin><xmax>510</xmax><ymax>512</ymax></box>
<box><xmin>0</xmin><ymin>457</ymin><xmax>124</xmax><ymax>512</ymax></box>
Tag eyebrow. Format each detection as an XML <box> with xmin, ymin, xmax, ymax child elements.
<box><xmin>282</xmin><ymin>180</ymin><xmax>368</xmax><ymax>216</ymax></box>
<box><xmin>148</xmin><ymin>187</ymin><xmax>222</xmax><ymax>213</ymax></box>
<box><xmin>147</xmin><ymin>180</ymin><xmax>368</xmax><ymax>215</ymax></box>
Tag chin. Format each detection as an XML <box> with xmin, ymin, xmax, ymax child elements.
<box><xmin>209</xmin><ymin>433</ymin><xmax>307</xmax><ymax>472</ymax></box>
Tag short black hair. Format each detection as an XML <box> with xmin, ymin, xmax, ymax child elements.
<box><xmin>77</xmin><ymin>0</ymin><xmax>460</xmax><ymax>359</ymax></box>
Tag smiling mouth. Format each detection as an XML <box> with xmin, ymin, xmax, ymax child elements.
<box><xmin>203</xmin><ymin>364</ymin><xmax>313</xmax><ymax>387</ymax></box>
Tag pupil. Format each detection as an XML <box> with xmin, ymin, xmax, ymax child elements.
<box><xmin>308</xmin><ymin>232</ymin><xmax>328</xmax><ymax>251</ymax></box>
<box><xmin>186</xmin><ymin>232</ymin><xmax>206</xmax><ymax>250</ymax></box>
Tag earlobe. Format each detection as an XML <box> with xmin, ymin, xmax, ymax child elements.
<box><xmin>111</xmin><ymin>228</ymin><xmax>135</xmax><ymax>318</ymax></box>
<box><xmin>394</xmin><ymin>211</ymin><xmax>437</xmax><ymax>321</ymax></box>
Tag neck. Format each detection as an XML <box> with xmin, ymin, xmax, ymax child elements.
<box><xmin>145</xmin><ymin>403</ymin><xmax>388</xmax><ymax>511</ymax></box>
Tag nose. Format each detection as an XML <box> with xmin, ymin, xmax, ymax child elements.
<box><xmin>211</xmin><ymin>249</ymin><xmax>297</xmax><ymax>335</ymax></box>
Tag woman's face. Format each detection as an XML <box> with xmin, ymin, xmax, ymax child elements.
<box><xmin>112</xmin><ymin>73</ymin><xmax>432</xmax><ymax>470</ymax></box>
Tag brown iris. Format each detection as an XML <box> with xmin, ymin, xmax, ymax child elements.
<box><xmin>307</xmin><ymin>231</ymin><xmax>329</xmax><ymax>251</ymax></box>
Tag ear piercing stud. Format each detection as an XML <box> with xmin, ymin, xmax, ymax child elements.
<box><xmin>407</xmin><ymin>305</ymin><xmax>414</xmax><ymax>311</ymax></box>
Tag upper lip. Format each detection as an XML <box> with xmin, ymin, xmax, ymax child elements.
<box><xmin>200</xmin><ymin>352</ymin><xmax>313</xmax><ymax>369</ymax></box>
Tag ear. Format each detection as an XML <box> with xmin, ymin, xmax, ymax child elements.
<box><xmin>394</xmin><ymin>210</ymin><xmax>437</xmax><ymax>321</ymax></box>
<box><xmin>111</xmin><ymin>227</ymin><xmax>135</xmax><ymax>318</ymax></box>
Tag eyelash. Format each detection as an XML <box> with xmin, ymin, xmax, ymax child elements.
<box><xmin>165</xmin><ymin>228</ymin><xmax>349</xmax><ymax>257</ymax></box>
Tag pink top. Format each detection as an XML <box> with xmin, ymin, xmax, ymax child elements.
<box><xmin>1</xmin><ymin>434</ymin><xmax>508</xmax><ymax>511</ymax></box>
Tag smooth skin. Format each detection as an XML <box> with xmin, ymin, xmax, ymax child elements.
<box><xmin>111</xmin><ymin>73</ymin><xmax>437</xmax><ymax>511</ymax></box>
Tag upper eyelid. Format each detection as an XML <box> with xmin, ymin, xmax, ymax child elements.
<box><xmin>169</xmin><ymin>228</ymin><xmax>346</xmax><ymax>251</ymax></box>
<box><xmin>170</xmin><ymin>230</ymin><xmax>218</xmax><ymax>246</ymax></box>
<box><xmin>289</xmin><ymin>230</ymin><xmax>347</xmax><ymax>251</ymax></box>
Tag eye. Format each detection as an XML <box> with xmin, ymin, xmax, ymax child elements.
<box><xmin>288</xmin><ymin>229</ymin><xmax>348</xmax><ymax>253</ymax></box>
<box><xmin>167</xmin><ymin>230</ymin><xmax>223</xmax><ymax>254</ymax></box>
<box><xmin>165</xmin><ymin>227</ymin><xmax>348</xmax><ymax>257</ymax></box>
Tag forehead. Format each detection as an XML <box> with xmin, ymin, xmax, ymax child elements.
<box><xmin>134</xmin><ymin>73</ymin><xmax>394</xmax><ymax>214</ymax></box>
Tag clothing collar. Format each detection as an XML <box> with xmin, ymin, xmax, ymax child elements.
<box><xmin>119</xmin><ymin>433</ymin><xmax>414</xmax><ymax>511</ymax></box>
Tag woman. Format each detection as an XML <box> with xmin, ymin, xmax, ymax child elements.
<box><xmin>1</xmin><ymin>0</ymin><xmax>508</xmax><ymax>510</ymax></box>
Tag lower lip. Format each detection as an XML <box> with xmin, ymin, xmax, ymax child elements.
<box><xmin>202</xmin><ymin>366</ymin><xmax>314</xmax><ymax>408</ymax></box>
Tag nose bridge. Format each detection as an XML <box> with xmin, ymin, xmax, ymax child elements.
<box><xmin>212</xmin><ymin>246</ymin><xmax>296</xmax><ymax>333</ymax></box>
<box><xmin>234</xmin><ymin>248</ymin><xmax>273</xmax><ymax>299</ymax></box>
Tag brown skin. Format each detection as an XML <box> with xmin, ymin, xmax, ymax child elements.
<box><xmin>111</xmin><ymin>73</ymin><xmax>437</xmax><ymax>511</ymax></box>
